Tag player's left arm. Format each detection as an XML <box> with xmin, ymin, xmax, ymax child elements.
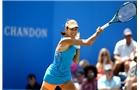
<box><xmin>73</xmin><ymin>49</ymin><xmax>80</xmax><ymax>64</ymax></box>
<box><xmin>73</xmin><ymin>32</ymin><xmax>80</xmax><ymax>64</ymax></box>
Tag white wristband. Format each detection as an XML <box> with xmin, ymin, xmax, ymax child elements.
<box><xmin>76</xmin><ymin>46</ymin><xmax>80</xmax><ymax>49</ymax></box>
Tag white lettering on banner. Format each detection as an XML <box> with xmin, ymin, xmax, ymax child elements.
<box><xmin>11</xmin><ymin>26</ymin><xmax>16</xmax><ymax>36</ymax></box>
<box><xmin>4</xmin><ymin>26</ymin><xmax>10</xmax><ymax>36</ymax></box>
<box><xmin>29</xmin><ymin>27</ymin><xmax>34</xmax><ymax>38</ymax></box>
<box><xmin>4</xmin><ymin>26</ymin><xmax>47</xmax><ymax>38</ymax></box>
<box><xmin>17</xmin><ymin>27</ymin><xmax>22</xmax><ymax>37</ymax></box>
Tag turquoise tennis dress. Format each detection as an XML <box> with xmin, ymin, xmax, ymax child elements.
<box><xmin>43</xmin><ymin>38</ymin><xmax>77</xmax><ymax>84</ymax></box>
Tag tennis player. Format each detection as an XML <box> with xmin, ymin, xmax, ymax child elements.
<box><xmin>40</xmin><ymin>19</ymin><xmax>104</xmax><ymax>90</ymax></box>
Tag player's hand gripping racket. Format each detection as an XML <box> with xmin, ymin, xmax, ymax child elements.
<box><xmin>101</xmin><ymin>2</ymin><xmax>137</xmax><ymax>30</ymax></box>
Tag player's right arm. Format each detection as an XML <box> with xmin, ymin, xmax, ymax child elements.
<box><xmin>61</xmin><ymin>27</ymin><xmax>103</xmax><ymax>46</ymax></box>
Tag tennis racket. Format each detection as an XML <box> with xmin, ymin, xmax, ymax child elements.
<box><xmin>101</xmin><ymin>1</ymin><xmax>137</xmax><ymax>30</ymax></box>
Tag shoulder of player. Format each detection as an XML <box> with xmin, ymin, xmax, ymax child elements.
<box><xmin>59</xmin><ymin>37</ymin><xmax>72</xmax><ymax>43</ymax></box>
<box><xmin>60</xmin><ymin>37</ymin><xmax>77</xmax><ymax>44</ymax></box>
<box><xmin>61</xmin><ymin>37</ymin><xmax>71</xmax><ymax>40</ymax></box>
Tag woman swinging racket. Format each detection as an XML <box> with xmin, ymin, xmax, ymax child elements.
<box><xmin>40</xmin><ymin>19</ymin><xmax>104</xmax><ymax>90</ymax></box>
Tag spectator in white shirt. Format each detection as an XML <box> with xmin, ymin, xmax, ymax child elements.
<box><xmin>113</xmin><ymin>28</ymin><xmax>137</xmax><ymax>76</ymax></box>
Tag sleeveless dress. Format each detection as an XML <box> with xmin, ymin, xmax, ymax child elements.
<box><xmin>43</xmin><ymin>37</ymin><xmax>77</xmax><ymax>84</ymax></box>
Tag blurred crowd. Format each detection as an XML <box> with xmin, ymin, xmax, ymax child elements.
<box><xmin>26</xmin><ymin>28</ymin><xmax>137</xmax><ymax>90</ymax></box>
<box><xmin>71</xmin><ymin>28</ymin><xmax>137</xmax><ymax>90</ymax></box>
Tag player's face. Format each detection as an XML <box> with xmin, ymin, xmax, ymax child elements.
<box><xmin>66</xmin><ymin>27</ymin><xmax>78</xmax><ymax>38</ymax></box>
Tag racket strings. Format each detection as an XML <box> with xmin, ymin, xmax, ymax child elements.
<box><xmin>117</xmin><ymin>2</ymin><xmax>136</xmax><ymax>22</ymax></box>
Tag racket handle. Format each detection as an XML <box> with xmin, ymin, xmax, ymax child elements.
<box><xmin>101</xmin><ymin>23</ymin><xmax>110</xmax><ymax>30</ymax></box>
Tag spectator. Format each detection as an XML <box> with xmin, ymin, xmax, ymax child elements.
<box><xmin>98</xmin><ymin>64</ymin><xmax>121</xmax><ymax>90</ymax></box>
<box><xmin>124</xmin><ymin>76</ymin><xmax>137</xmax><ymax>90</ymax></box>
<box><xmin>79</xmin><ymin>59</ymin><xmax>89</xmax><ymax>69</ymax></box>
<box><xmin>81</xmin><ymin>65</ymin><xmax>98</xmax><ymax>90</ymax></box>
<box><xmin>113</xmin><ymin>28</ymin><xmax>137</xmax><ymax>76</ymax></box>
<box><xmin>96</xmin><ymin>48</ymin><xmax>114</xmax><ymax>79</ymax></box>
<box><xmin>128</xmin><ymin>46</ymin><xmax>137</xmax><ymax>77</ymax></box>
<box><xmin>124</xmin><ymin>47</ymin><xmax>137</xmax><ymax>90</ymax></box>
<box><xmin>74</xmin><ymin>70</ymin><xmax>85</xmax><ymax>90</ymax></box>
<box><xmin>26</xmin><ymin>74</ymin><xmax>41</xmax><ymax>90</ymax></box>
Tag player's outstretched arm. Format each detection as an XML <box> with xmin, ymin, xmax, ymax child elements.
<box><xmin>61</xmin><ymin>27</ymin><xmax>103</xmax><ymax>46</ymax></box>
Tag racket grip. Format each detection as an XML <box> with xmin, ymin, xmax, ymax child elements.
<box><xmin>101</xmin><ymin>23</ymin><xmax>110</xmax><ymax>30</ymax></box>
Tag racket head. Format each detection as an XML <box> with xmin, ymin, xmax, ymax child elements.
<box><xmin>116</xmin><ymin>2</ymin><xmax>137</xmax><ymax>22</ymax></box>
